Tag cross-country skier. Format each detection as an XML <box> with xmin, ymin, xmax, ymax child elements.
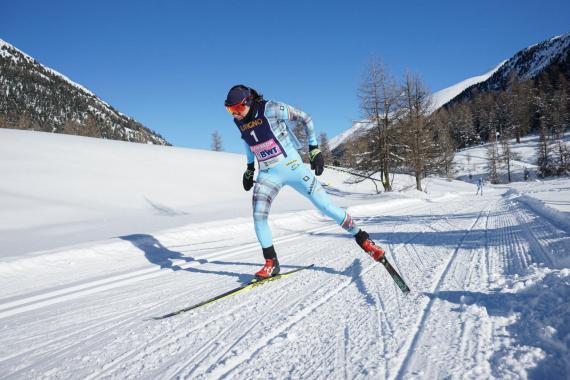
<box><xmin>476</xmin><ymin>177</ymin><xmax>483</xmax><ymax>196</ymax></box>
<box><xmin>224</xmin><ymin>85</ymin><xmax>385</xmax><ymax>279</ymax></box>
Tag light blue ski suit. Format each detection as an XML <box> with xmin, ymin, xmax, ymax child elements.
<box><xmin>234</xmin><ymin>100</ymin><xmax>359</xmax><ymax>248</ymax></box>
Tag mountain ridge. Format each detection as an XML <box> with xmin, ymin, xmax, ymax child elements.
<box><xmin>0</xmin><ymin>38</ymin><xmax>170</xmax><ymax>145</ymax></box>
<box><xmin>330</xmin><ymin>33</ymin><xmax>570</xmax><ymax>151</ymax></box>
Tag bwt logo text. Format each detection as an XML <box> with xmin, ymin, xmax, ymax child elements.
<box><xmin>258</xmin><ymin>147</ymin><xmax>278</xmax><ymax>158</ymax></box>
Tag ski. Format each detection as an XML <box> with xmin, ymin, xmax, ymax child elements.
<box><xmin>378</xmin><ymin>255</ymin><xmax>410</xmax><ymax>294</ymax></box>
<box><xmin>151</xmin><ymin>264</ymin><xmax>314</xmax><ymax>320</ymax></box>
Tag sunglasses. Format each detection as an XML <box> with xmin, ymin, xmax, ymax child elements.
<box><xmin>225</xmin><ymin>97</ymin><xmax>250</xmax><ymax>115</ymax></box>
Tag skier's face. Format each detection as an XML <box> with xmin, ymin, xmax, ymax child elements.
<box><xmin>231</xmin><ymin>105</ymin><xmax>250</xmax><ymax>121</ymax></box>
<box><xmin>225</xmin><ymin>98</ymin><xmax>251</xmax><ymax>120</ymax></box>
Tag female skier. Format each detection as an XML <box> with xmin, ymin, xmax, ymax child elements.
<box><xmin>224</xmin><ymin>85</ymin><xmax>385</xmax><ymax>279</ymax></box>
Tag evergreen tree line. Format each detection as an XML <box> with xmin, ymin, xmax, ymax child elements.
<box><xmin>439</xmin><ymin>66</ymin><xmax>570</xmax><ymax>180</ymax></box>
<box><xmin>334</xmin><ymin>61</ymin><xmax>569</xmax><ymax>189</ymax></box>
<box><xmin>0</xmin><ymin>49</ymin><xmax>169</xmax><ymax>145</ymax></box>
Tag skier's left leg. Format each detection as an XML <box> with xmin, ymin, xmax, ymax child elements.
<box><xmin>286</xmin><ymin>165</ymin><xmax>385</xmax><ymax>261</ymax></box>
<box><xmin>285</xmin><ymin>166</ymin><xmax>357</xmax><ymax>233</ymax></box>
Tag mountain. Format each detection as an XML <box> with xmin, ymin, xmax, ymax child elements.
<box><xmin>329</xmin><ymin>63</ymin><xmax>504</xmax><ymax>151</ymax></box>
<box><xmin>428</xmin><ymin>61</ymin><xmax>506</xmax><ymax>112</ymax></box>
<box><xmin>0</xmin><ymin>39</ymin><xmax>169</xmax><ymax>145</ymax></box>
<box><xmin>447</xmin><ymin>32</ymin><xmax>570</xmax><ymax>105</ymax></box>
<box><xmin>330</xmin><ymin>32</ymin><xmax>570</xmax><ymax>151</ymax></box>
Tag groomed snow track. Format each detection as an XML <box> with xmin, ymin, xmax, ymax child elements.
<box><xmin>1</xmin><ymin>189</ymin><xmax>569</xmax><ymax>379</ymax></box>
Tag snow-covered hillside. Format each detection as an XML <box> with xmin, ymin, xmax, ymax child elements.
<box><xmin>0</xmin><ymin>39</ymin><xmax>168</xmax><ymax>145</ymax></box>
<box><xmin>1</xmin><ymin>129</ymin><xmax>569</xmax><ymax>379</ymax></box>
<box><xmin>329</xmin><ymin>62</ymin><xmax>504</xmax><ymax>150</ymax></box>
<box><xmin>0</xmin><ymin>128</ymin><xmax>412</xmax><ymax>258</ymax></box>
<box><xmin>448</xmin><ymin>32</ymin><xmax>570</xmax><ymax>106</ymax></box>
<box><xmin>453</xmin><ymin>133</ymin><xmax>570</xmax><ymax>184</ymax></box>
<box><xmin>330</xmin><ymin>32</ymin><xmax>570</xmax><ymax>151</ymax></box>
<box><xmin>454</xmin><ymin>135</ymin><xmax>541</xmax><ymax>181</ymax></box>
<box><xmin>429</xmin><ymin>61</ymin><xmax>505</xmax><ymax>112</ymax></box>
<box><xmin>0</xmin><ymin>39</ymin><xmax>98</xmax><ymax>100</ymax></box>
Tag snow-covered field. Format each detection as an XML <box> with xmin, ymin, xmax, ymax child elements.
<box><xmin>454</xmin><ymin>135</ymin><xmax>542</xmax><ymax>183</ymax></box>
<box><xmin>1</xmin><ymin>129</ymin><xmax>569</xmax><ymax>379</ymax></box>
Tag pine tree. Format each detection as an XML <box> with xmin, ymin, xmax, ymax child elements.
<box><xmin>355</xmin><ymin>58</ymin><xmax>401</xmax><ymax>191</ymax></box>
<box><xmin>400</xmin><ymin>72</ymin><xmax>436</xmax><ymax>191</ymax></box>
<box><xmin>318</xmin><ymin>132</ymin><xmax>333</xmax><ymax>164</ymax></box>
<box><xmin>536</xmin><ymin>119</ymin><xmax>555</xmax><ymax>177</ymax></box>
<box><xmin>211</xmin><ymin>130</ymin><xmax>223</xmax><ymax>151</ymax></box>
<box><xmin>486</xmin><ymin>143</ymin><xmax>500</xmax><ymax>184</ymax></box>
<box><xmin>293</xmin><ymin>122</ymin><xmax>308</xmax><ymax>162</ymax></box>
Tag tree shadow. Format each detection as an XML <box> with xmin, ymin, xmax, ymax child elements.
<box><xmin>121</xmin><ymin>234</ymin><xmax>377</xmax><ymax>301</ymax></box>
<box><xmin>121</xmin><ymin>234</ymin><xmax>255</xmax><ymax>284</ymax></box>
<box><xmin>322</xmin><ymin>184</ymin><xmax>378</xmax><ymax>199</ymax></box>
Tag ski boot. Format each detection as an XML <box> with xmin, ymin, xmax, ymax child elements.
<box><xmin>355</xmin><ymin>230</ymin><xmax>385</xmax><ymax>261</ymax></box>
<box><xmin>255</xmin><ymin>258</ymin><xmax>280</xmax><ymax>279</ymax></box>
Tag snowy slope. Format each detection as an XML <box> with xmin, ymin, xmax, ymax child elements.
<box><xmin>0</xmin><ymin>39</ymin><xmax>167</xmax><ymax>144</ymax></box>
<box><xmin>1</xmin><ymin>130</ymin><xmax>569</xmax><ymax>379</ymax></box>
<box><xmin>329</xmin><ymin>62</ymin><xmax>504</xmax><ymax>150</ymax></box>
<box><xmin>453</xmin><ymin>135</ymin><xmax>541</xmax><ymax>181</ymax></box>
<box><xmin>428</xmin><ymin>61</ymin><xmax>505</xmax><ymax>112</ymax></box>
<box><xmin>448</xmin><ymin>33</ymin><xmax>570</xmax><ymax>105</ymax></box>
<box><xmin>0</xmin><ymin>39</ymin><xmax>98</xmax><ymax>100</ymax></box>
<box><xmin>0</xmin><ymin>128</ymin><xmax>399</xmax><ymax>258</ymax></box>
<box><xmin>497</xmin><ymin>33</ymin><xmax>570</xmax><ymax>82</ymax></box>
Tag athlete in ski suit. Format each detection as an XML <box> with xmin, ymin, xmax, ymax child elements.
<box><xmin>224</xmin><ymin>85</ymin><xmax>385</xmax><ymax>278</ymax></box>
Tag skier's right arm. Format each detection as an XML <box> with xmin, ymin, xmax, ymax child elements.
<box><xmin>243</xmin><ymin>140</ymin><xmax>255</xmax><ymax>164</ymax></box>
<box><xmin>242</xmin><ymin>140</ymin><xmax>255</xmax><ymax>191</ymax></box>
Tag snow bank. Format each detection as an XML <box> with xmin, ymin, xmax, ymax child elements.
<box><xmin>490</xmin><ymin>267</ymin><xmax>570</xmax><ymax>379</ymax></box>
<box><xmin>513</xmin><ymin>193</ymin><xmax>570</xmax><ymax>233</ymax></box>
<box><xmin>1</xmin><ymin>129</ymin><xmax>478</xmax><ymax>258</ymax></box>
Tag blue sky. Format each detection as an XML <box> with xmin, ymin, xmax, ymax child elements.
<box><xmin>2</xmin><ymin>0</ymin><xmax>569</xmax><ymax>154</ymax></box>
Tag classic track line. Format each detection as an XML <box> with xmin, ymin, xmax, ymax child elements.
<box><xmin>394</xmin><ymin>201</ymin><xmax>490</xmax><ymax>380</ymax></box>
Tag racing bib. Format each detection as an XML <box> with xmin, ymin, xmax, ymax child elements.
<box><xmin>235</xmin><ymin>101</ymin><xmax>287</xmax><ymax>169</ymax></box>
<box><xmin>250</xmin><ymin>138</ymin><xmax>285</xmax><ymax>168</ymax></box>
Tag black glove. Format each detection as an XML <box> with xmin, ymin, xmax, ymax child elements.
<box><xmin>243</xmin><ymin>162</ymin><xmax>255</xmax><ymax>191</ymax></box>
<box><xmin>308</xmin><ymin>145</ymin><xmax>324</xmax><ymax>176</ymax></box>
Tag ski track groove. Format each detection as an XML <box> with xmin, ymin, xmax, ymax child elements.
<box><xmin>0</xmin><ymin>222</ymin><xmax>341</xmax><ymax>321</ymax></box>
<box><xmin>374</xmin><ymin>281</ymin><xmax>393</xmax><ymax>377</ymax></box>
<box><xmin>198</xmin><ymin>262</ymin><xmax>380</xmax><ymax>379</ymax></box>
<box><xmin>0</xmin><ymin>291</ymin><xmax>192</xmax><ymax>374</ymax></box>
<box><xmin>393</xmin><ymin>201</ymin><xmax>489</xmax><ymax>380</ymax></box>
<box><xmin>81</xmin><ymin>235</ymin><xmax>353</xmax><ymax>379</ymax></box>
<box><xmin>10</xmin><ymin>193</ymin><xmax>565</xmax><ymax>378</ymax></box>
<box><xmin>171</xmin><ymin>291</ymin><xmax>290</xmax><ymax>379</ymax></box>
<box><xmin>83</xmin><ymin>292</ymin><xmax>263</xmax><ymax>380</ymax></box>
<box><xmin>199</xmin><ymin>200</ymin><xmax>474</xmax><ymax>379</ymax></box>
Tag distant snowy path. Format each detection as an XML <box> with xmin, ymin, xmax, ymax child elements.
<box><xmin>1</xmin><ymin>189</ymin><xmax>569</xmax><ymax>379</ymax></box>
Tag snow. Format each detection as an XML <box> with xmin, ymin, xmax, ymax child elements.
<box><xmin>1</xmin><ymin>129</ymin><xmax>569</xmax><ymax>379</ymax></box>
<box><xmin>453</xmin><ymin>135</ymin><xmax>542</xmax><ymax>182</ymax></box>
<box><xmin>329</xmin><ymin>120</ymin><xmax>370</xmax><ymax>150</ymax></box>
<box><xmin>329</xmin><ymin>62</ymin><xmax>505</xmax><ymax>150</ymax></box>
<box><xmin>429</xmin><ymin>61</ymin><xmax>505</xmax><ymax>112</ymax></box>
<box><xmin>1</xmin><ymin>38</ymin><xmax>130</xmax><ymax>122</ymax></box>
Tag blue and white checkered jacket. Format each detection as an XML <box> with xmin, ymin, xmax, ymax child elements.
<box><xmin>242</xmin><ymin>100</ymin><xmax>318</xmax><ymax>164</ymax></box>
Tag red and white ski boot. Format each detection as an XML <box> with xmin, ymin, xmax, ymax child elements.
<box><xmin>355</xmin><ymin>230</ymin><xmax>385</xmax><ymax>261</ymax></box>
<box><xmin>255</xmin><ymin>258</ymin><xmax>280</xmax><ymax>279</ymax></box>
